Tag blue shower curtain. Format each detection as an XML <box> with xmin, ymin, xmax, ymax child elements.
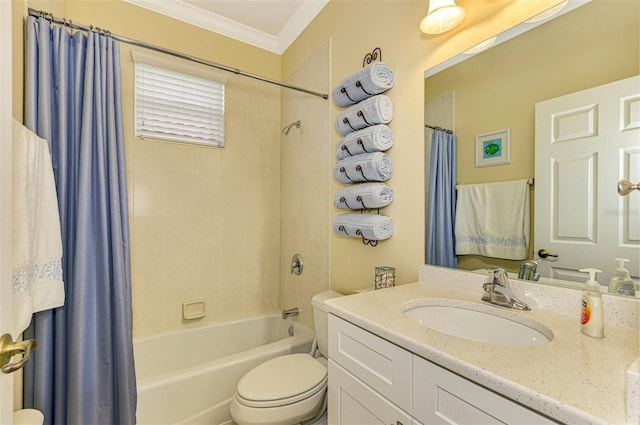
<box><xmin>22</xmin><ymin>16</ymin><xmax>137</xmax><ymax>425</ymax></box>
<box><xmin>426</xmin><ymin>130</ymin><xmax>457</xmax><ymax>268</ymax></box>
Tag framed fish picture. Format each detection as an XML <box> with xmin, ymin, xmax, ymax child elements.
<box><xmin>474</xmin><ymin>128</ymin><xmax>510</xmax><ymax>167</ymax></box>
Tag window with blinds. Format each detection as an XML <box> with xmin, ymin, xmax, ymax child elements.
<box><xmin>134</xmin><ymin>61</ymin><xmax>225</xmax><ymax>147</ymax></box>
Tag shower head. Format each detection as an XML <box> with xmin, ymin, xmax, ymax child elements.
<box><xmin>281</xmin><ymin>120</ymin><xmax>301</xmax><ymax>135</ymax></box>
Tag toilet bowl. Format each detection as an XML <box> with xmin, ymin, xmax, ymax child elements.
<box><xmin>230</xmin><ymin>290</ymin><xmax>342</xmax><ymax>425</ymax></box>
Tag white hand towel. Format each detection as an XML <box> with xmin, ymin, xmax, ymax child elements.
<box><xmin>335</xmin><ymin>95</ymin><xmax>393</xmax><ymax>137</ymax></box>
<box><xmin>334</xmin><ymin>183</ymin><xmax>394</xmax><ymax>210</ymax></box>
<box><xmin>332</xmin><ymin>62</ymin><xmax>394</xmax><ymax>107</ymax></box>
<box><xmin>12</xmin><ymin>119</ymin><xmax>65</xmax><ymax>338</ymax></box>
<box><xmin>454</xmin><ymin>179</ymin><xmax>530</xmax><ymax>260</ymax></box>
<box><xmin>333</xmin><ymin>152</ymin><xmax>392</xmax><ymax>184</ymax></box>
<box><xmin>333</xmin><ymin>213</ymin><xmax>393</xmax><ymax>241</ymax></box>
<box><xmin>335</xmin><ymin>124</ymin><xmax>394</xmax><ymax>160</ymax></box>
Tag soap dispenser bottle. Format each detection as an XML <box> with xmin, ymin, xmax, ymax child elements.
<box><xmin>580</xmin><ymin>268</ymin><xmax>604</xmax><ymax>338</ymax></box>
<box><xmin>608</xmin><ymin>258</ymin><xmax>636</xmax><ymax>296</ymax></box>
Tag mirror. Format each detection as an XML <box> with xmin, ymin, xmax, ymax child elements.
<box><xmin>424</xmin><ymin>0</ymin><xmax>640</xmax><ymax>295</ymax></box>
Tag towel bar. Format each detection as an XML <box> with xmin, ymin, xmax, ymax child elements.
<box><xmin>455</xmin><ymin>178</ymin><xmax>534</xmax><ymax>190</ymax></box>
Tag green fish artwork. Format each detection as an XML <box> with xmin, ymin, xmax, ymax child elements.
<box><xmin>483</xmin><ymin>139</ymin><xmax>502</xmax><ymax>158</ymax></box>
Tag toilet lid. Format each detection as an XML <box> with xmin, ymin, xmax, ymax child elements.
<box><xmin>236</xmin><ymin>353</ymin><xmax>327</xmax><ymax>406</ymax></box>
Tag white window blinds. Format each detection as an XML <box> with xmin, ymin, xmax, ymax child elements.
<box><xmin>134</xmin><ymin>55</ymin><xmax>226</xmax><ymax>147</ymax></box>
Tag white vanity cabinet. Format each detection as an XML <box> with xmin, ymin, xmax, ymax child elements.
<box><xmin>412</xmin><ymin>356</ymin><xmax>559</xmax><ymax>425</ymax></box>
<box><xmin>328</xmin><ymin>315</ymin><xmax>559</xmax><ymax>425</ymax></box>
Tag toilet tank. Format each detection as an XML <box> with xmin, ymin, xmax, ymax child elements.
<box><xmin>311</xmin><ymin>290</ymin><xmax>343</xmax><ymax>357</ymax></box>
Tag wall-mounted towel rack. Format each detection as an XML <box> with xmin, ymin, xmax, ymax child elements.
<box><xmin>337</xmin><ymin>196</ymin><xmax>381</xmax><ymax>211</ymax></box>
<box><xmin>363</xmin><ymin>47</ymin><xmax>382</xmax><ymax>68</ymax></box>
<box><xmin>455</xmin><ymin>178</ymin><xmax>534</xmax><ymax>189</ymax></box>
<box><xmin>337</xmin><ymin>226</ymin><xmax>378</xmax><ymax>246</ymax></box>
<box><xmin>425</xmin><ymin>124</ymin><xmax>453</xmax><ymax>134</ymax></box>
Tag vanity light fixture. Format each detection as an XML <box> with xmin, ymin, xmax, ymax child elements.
<box><xmin>420</xmin><ymin>0</ymin><xmax>466</xmax><ymax>34</ymax></box>
<box><xmin>525</xmin><ymin>0</ymin><xmax>568</xmax><ymax>23</ymax></box>
<box><xmin>463</xmin><ymin>36</ymin><xmax>497</xmax><ymax>55</ymax></box>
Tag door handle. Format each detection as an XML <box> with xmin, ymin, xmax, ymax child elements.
<box><xmin>538</xmin><ymin>249</ymin><xmax>558</xmax><ymax>259</ymax></box>
<box><xmin>0</xmin><ymin>333</ymin><xmax>36</xmax><ymax>374</ymax></box>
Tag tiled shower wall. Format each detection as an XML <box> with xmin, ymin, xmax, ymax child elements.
<box><xmin>280</xmin><ymin>41</ymin><xmax>332</xmax><ymax>329</ymax></box>
<box><xmin>125</xmin><ymin>58</ymin><xmax>282</xmax><ymax>338</ymax></box>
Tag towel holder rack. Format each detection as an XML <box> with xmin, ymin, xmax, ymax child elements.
<box><xmin>455</xmin><ymin>178</ymin><xmax>534</xmax><ymax>189</ymax></box>
<box><xmin>337</xmin><ymin>225</ymin><xmax>379</xmax><ymax>246</ymax></box>
<box><xmin>362</xmin><ymin>47</ymin><xmax>382</xmax><ymax>68</ymax></box>
<box><xmin>337</xmin><ymin>48</ymin><xmax>385</xmax><ymax>104</ymax></box>
<box><xmin>339</xmin><ymin>165</ymin><xmax>374</xmax><ymax>183</ymax></box>
<box><xmin>339</xmin><ymin>138</ymin><xmax>371</xmax><ymax>157</ymax></box>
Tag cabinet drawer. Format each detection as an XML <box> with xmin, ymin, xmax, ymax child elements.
<box><xmin>413</xmin><ymin>356</ymin><xmax>559</xmax><ymax>425</ymax></box>
<box><xmin>329</xmin><ymin>315</ymin><xmax>412</xmax><ymax>411</ymax></box>
<box><xmin>329</xmin><ymin>360</ymin><xmax>412</xmax><ymax>425</ymax></box>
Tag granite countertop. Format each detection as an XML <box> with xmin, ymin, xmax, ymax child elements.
<box><xmin>325</xmin><ymin>267</ymin><xmax>639</xmax><ymax>425</ymax></box>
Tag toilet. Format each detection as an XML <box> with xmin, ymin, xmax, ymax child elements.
<box><xmin>230</xmin><ymin>290</ymin><xmax>342</xmax><ymax>425</ymax></box>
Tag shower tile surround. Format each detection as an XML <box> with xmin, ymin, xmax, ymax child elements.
<box><xmin>326</xmin><ymin>265</ymin><xmax>639</xmax><ymax>425</ymax></box>
<box><xmin>280</xmin><ymin>41</ymin><xmax>331</xmax><ymax>329</ymax></box>
<box><xmin>126</xmin><ymin>70</ymin><xmax>282</xmax><ymax>338</ymax></box>
<box><xmin>125</xmin><ymin>41</ymin><xmax>331</xmax><ymax>338</ymax></box>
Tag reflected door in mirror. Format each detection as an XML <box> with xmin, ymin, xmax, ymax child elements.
<box><xmin>534</xmin><ymin>75</ymin><xmax>640</xmax><ymax>286</ymax></box>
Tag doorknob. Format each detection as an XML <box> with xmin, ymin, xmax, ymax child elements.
<box><xmin>538</xmin><ymin>249</ymin><xmax>558</xmax><ymax>259</ymax></box>
<box><xmin>618</xmin><ymin>179</ymin><xmax>640</xmax><ymax>196</ymax></box>
<box><xmin>0</xmin><ymin>333</ymin><xmax>36</xmax><ymax>374</ymax></box>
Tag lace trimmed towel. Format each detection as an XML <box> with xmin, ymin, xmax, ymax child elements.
<box><xmin>335</xmin><ymin>124</ymin><xmax>394</xmax><ymax>160</ymax></box>
<box><xmin>331</xmin><ymin>62</ymin><xmax>394</xmax><ymax>108</ymax></box>
<box><xmin>12</xmin><ymin>120</ymin><xmax>65</xmax><ymax>337</ymax></box>
<box><xmin>454</xmin><ymin>179</ymin><xmax>530</xmax><ymax>260</ymax></box>
<box><xmin>335</xmin><ymin>95</ymin><xmax>393</xmax><ymax>136</ymax></box>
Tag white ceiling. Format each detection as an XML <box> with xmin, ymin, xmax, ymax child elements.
<box><xmin>123</xmin><ymin>0</ymin><xmax>329</xmax><ymax>54</ymax></box>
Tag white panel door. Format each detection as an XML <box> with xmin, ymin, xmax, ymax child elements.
<box><xmin>0</xmin><ymin>0</ymin><xmax>14</xmax><ymax>422</ymax></box>
<box><xmin>535</xmin><ymin>76</ymin><xmax>640</xmax><ymax>286</ymax></box>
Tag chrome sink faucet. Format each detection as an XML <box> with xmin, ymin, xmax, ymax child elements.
<box><xmin>482</xmin><ymin>268</ymin><xmax>531</xmax><ymax>311</ymax></box>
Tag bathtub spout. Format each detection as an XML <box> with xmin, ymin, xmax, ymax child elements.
<box><xmin>282</xmin><ymin>307</ymin><xmax>299</xmax><ymax>319</ymax></box>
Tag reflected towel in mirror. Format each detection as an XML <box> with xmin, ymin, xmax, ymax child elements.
<box><xmin>454</xmin><ymin>179</ymin><xmax>530</xmax><ymax>260</ymax></box>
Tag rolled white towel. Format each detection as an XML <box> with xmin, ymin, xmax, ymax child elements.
<box><xmin>332</xmin><ymin>62</ymin><xmax>394</xmax><ymax>107</ymax></box>
<box><xmin>335</xmin><ymin>124</ymin><xmax>394</xmax><ymax>160</ymax></box>
<box><xmin>334</xmin><ymin>183</ymin><xmax>394</xmax><ymax>210</ymax></box>
<box><xmin>333</xmin><ymin>152</ymin><xmax>392</xmax><ymax>184</ymax></box>
<box><xmin>333</xmin><ymin>213</ymin><xmax>393</xmax><ymax>241</ymax></box>
<box><xmin>335</xmin><ymin>95</ymin><xmax>393</xmax><ymax>136</ymax></box>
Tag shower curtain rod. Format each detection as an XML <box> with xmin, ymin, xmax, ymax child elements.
<box><xmin>27</xmin><ymin>8</ymin><xmax>329</xmax><ymax>100</ymax></box>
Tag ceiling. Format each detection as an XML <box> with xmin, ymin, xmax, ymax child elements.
<box><xmin>123</xmin><ymin>0</ymin><xmax>329</xmax><ymax>54</ymax></box>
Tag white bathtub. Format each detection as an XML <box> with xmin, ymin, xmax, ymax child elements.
<box><xmin>134</xmin><ymin>313</ymin><xmax>315</xmax><ymax>425</ymax></box>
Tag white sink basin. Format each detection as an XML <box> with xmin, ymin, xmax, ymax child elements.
<box><xmin>402</xmin><ymin>299</ymin><xmax>553</xmax><ymax>346</ymax></box>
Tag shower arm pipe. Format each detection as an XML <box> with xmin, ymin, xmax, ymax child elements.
<box><xmin>27</xmin><ymin>8</ymin><xmax>329</xmax><ymax>100</ymax></box>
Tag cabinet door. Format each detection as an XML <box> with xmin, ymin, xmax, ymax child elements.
<box><xmin>412</xmin><ymin>356</ymin><xmax>559</xmax><ymax>425</ymax></box>
<box><xmin>329</xmin><ymin>315</ymin><xmax>412</xmax><ymax>411</ymax></box>
<box><xmin>329</xmin><ymin>360</ymin><xmax>412</xmax><ymax>425</ymax></box>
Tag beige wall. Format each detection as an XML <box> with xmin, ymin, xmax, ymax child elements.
<box><xmin>426</xmin><ymin>0</ymin><xmax>639</xmax><ymax>273</ymax></box>
<box><xmin>282</xmin><ymin>0</ymin><xmax>564</xmax><ymax>294</ymax></box>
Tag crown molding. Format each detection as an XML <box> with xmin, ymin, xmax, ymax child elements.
<box><xmin>123</xmin><ymin>0</ymin><xmax>328</xmax><ymax>55</ymax></box>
